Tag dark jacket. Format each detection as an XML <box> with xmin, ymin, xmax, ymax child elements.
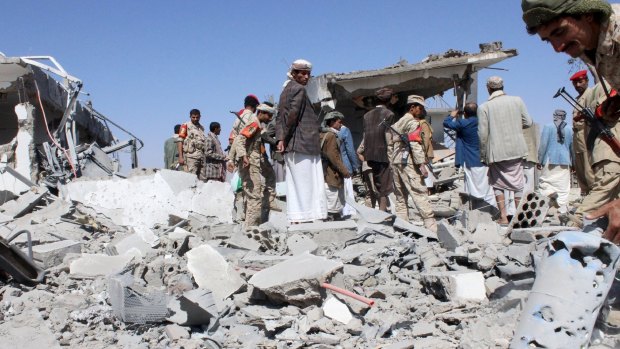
<box><xmin>321</xmin><ymin>130</ymin><xmax>350</xmax><ymax>188</ymax></box>
<box><xmin>276</xmin><ymin>80</ymin><xmax>320</xmax><ymax>155</ymax></box>
<box><xmin>362</xmin><ymin>106</ymin><xmax>393</xmax><ymax>163</ymax></box>
<box><xmin>443</xmin><ymin>116</ymin><xmax>484</xmax><ymax>168</ymax></box>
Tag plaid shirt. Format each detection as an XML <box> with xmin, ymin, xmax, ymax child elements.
<box><xmin>205</xmin><ymin>132</ymin><xmax>226</xmax><ymax>180</ymax></box>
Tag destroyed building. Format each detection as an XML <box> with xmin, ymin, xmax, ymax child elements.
<box><xmin>0</xmin><ymin>47</ymin><xmax>618</xmax><ymax>349</ymax></box>
<box><xmin>306</xmin><ymin>41</ymin><xmax>516</xmax><ymax>149</ymax></box>
<box><xmin>0</xmin><ymin>53</ymin><xmax>142</xmax><ymax>199</ymax></box>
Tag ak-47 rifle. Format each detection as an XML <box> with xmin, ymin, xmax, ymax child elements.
<box><xmin>379</xmin><ymin>117</ymin><xmax>430</xmax><ymax>177</ymax></box>
<box><xmin>553</xmin><ymin>87</ymin><xmax>620</xmax><ymax>156</ymax></box>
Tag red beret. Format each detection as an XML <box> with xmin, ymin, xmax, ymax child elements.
<box><xmin>569</xmin><ymin>70</ymin><xmax>588</xmax><ymax>81</ymax></box>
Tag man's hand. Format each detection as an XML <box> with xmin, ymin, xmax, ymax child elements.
<box><xmin>358</xmin><ymin>153</ymin><xmax>365</xmax><ymax>162</ymax></box>
<box><xmin>450</xmin><ymin>110</ymin><xmax>458</xmax><ymax>118</ymax></box>
<box><xmin>276</xmin><ymin>140</ymin><xmax>284</xmax><ymax>153</ymax></box>
<box><xmin>573</xmin><ymin>111</ymin><xmax>585</xmax><ymax>122</ymax></box>
<box><xmin>178</xmin><ymin>157</ymin><xmax>185</xmax><ymax>166</ymax></box>
<box><xmin>242</xmin><ymin>156</ymin><xmax>250</xmax><ymax>168</ymax></box>
<box><xmin>586</xmin><ymin>199</ymin><xmax>620</xmax><ymax>244</ymax></box>
<box><xmin>226</xmin><ymin>161</ymin><xmax>234</xmax><ymax>173</ymax></box>
<box><xmin>419</xmin><ymin>164</ymin><xmax>429</xmax><ymax>178</ymax></box>
<box><xmin>597</xmin><ymin>94</ymin><xmax>620</xmax><ymax>121</ymax></box>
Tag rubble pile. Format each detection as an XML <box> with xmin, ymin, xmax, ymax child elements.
<box><xmin>0</xmin><ymin>169</ymin><xmax>618</xmax><ymax>348</ymax></box>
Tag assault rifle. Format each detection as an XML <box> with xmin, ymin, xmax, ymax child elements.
<box><xmin>553</xmin><ymin>87</ymin><xmax>620</xmax><ymax>156</ymax></box>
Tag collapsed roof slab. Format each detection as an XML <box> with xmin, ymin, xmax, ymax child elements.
<box><xmin>307</xmin><ymin>43</ymin><xmax>517</xmax><ymax>107</ymax></box>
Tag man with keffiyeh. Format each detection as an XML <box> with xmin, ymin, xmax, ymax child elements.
<box><xmin>522</xmin><ymin>0</ymin><xmax>620</xmax><ymax>243</ymax></box>
<box><xmin>537</xmin><ymin>109</ymin><xmax>573</xmax><ymax>216</ymax></box>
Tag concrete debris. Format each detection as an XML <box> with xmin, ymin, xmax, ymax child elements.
<box><xmin>165</xmin><ymin>324</ymin><xmax>190</xmax><ymax>341</ymax></box>
<box><xmin>69</xmin><ymin>252</ymin><xmax>138</xmax><ymax>278</ymax></box>
<box><xmin>510</xmin><ymin>225</ymin><xmax>577</xmax><ymax>243</ymax></box>
<box><xmin>31</xmin><ymin>239</ymin><xmax>81</xmax><ymax>268</ymax></box>
<box><xmin>345</xmin><ymin>195</ymin><xmax>395</xmax><ymax>224</ymax></box>
<box><xmin>437</xmin><ymin>219</ymin><xmax>464</xmax><ymax>251</ymax></box>
<box><xmin>286</xmin><ymin>233</ymin><xmax>318</xmax><ymax>255</ymax></box>
<box><xmin>322</xmin><ymin>296</ymin><xmax>353</xmax><ymax>324</ymax></box>
<box><xmin>421</xmin><ymin>270</ymin><xmax>487</xmax><ymax>302</ymax></box>
<box><xmin>0</xmin><ymin>122</ymin><xmax>618</xmax><ymax>348</ymax></box>
<box><xmin>0</xmin><ymin>309</ymin><xmax>61</xmax><ymax>349</ymax></box>
<box><xmin>0</xmin><ymin>187</ymin><xmax>48</xmax><ymax>218</ymax></box>
<box><xmin>65</xmin><ymin>171</ymin><xmax>234</xmax><ymax>227</ymax></box>
<box><xmin>186</xmin><ymin>244</ymin><xmax>245</xmax><ymax>307</ymax></box>
<box><xmin>249</xmin><ymin>252</ymin><xmax>342</xmax><ymax>307</ymax></box>
<box><xmin>393</xmin><ymin>217</ymin><xmax>437</xmax><ymax>240</ymax></box>
<box><xmin>166</xmin><ymin>288</ymin><xmax>218</xmax><ymax>325</ymax></box>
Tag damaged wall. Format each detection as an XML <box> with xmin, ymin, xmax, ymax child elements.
<box><xmin>0</xmin><ymin>55</ymin><xmax>117</xmax><ymax>194</ymax></box>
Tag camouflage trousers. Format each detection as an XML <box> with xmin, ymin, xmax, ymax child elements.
<box><xmin>574</xmin><ymin>152</ymin><xmax>595</xmax><ymax>194</ymax></box>
<box><xmin>239</xmin><ymin>161</ymin><xmax>276</xmax><ymax>229</ymax></box>
<box><xmin>392</xmin><ymin>163</ymin><xmax>434</xmax><ymax>221</ymax></box>
<box><xmin>184</xmin><ymin>156</ymin><xmax>206</xmax><ymax>181</ymax></box>
<box><xmin>571</xmin><ymin>160</ymin><xmax>620</xmax><ymax>226</ymax></box>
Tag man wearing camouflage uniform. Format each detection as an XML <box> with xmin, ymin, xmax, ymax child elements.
<box><xmin>389</xmin><ymin>95</ymin><xmax>437</xmax><ymax>232</ymax></box>
<box><xmin>178</xmin><ymin>109</ymin><xmax>207</xmax><ymax>180</ymax></box>
<box><xmin>232</xmin><ymin>104</ymin><xmax>276</xmax><ymax>229</ymax></box>
<box><xmin>522</xmin><ymin>0</ymin><xmax>620</xmax><ymax>238</ymax></box>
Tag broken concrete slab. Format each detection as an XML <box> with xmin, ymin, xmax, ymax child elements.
<box><xmin>393</xmin><ymin>217</ymin><xmax>437</xmax><ymax>240</ymax></box>
<box><xmin>69</xmin><ymin>252</ymin><xmax>137</xmax><ymax>278</ymax></box>
<box><xmin>410</xmin><ymin>322</ymin><xmax>435</xmax><ymax>337</ymax></box>
<box><xmin>322</xmin><ymin>296</ymin><xmax>353</xmax><ymax>324</ymax></box>
<box><xmin>335</xmin><ymin>240</ymin><xmax>393</xmax><ymax>265</ymax></box>
<box><xmin>286</xmin><ymin>233</ymin><xmax>318</xmax><ymax>255</ymax></box>
<box><xmin>469</xmin><ymin>222</ymin><xmax>503</xmax><ymax>244</ymax></box>
<box><xmin>288</xmin><ymin>220</ymin><xmax>357</xmax><ymax>233</ymax></box>
<box><xmin>0</xmin><ymin>186</ymin><xmax>48</xmax><ymax>218</ymax></box>
<box><xmin>31</xmin><ymin>239</ymin><xmax>81</xmax><ymax>269</ymax></box>
<box><xmin>248</xmin><ymin>252</ymin><xmax>343</xmax><ymax>307</ymax></box>
<box><xmin>108</xmin><ymin>233</ymin><xmax>153</xmax><ymax>257</ymax></box>
<box><xmin>238</xmin><ymin>252</ymin><xmax>290</xmax><ymax>270</ymax></box>
<box><xmin>460</xmin><ymin>208</ymin><xmax>494</xmax><ymax>233</ymax></box>
<box><xmin>64</xmin><ymin>171</ymin><xmax>234</xmax><ymax>227</ymax></box>
<box><xmin>227</xmin><ymin>231</ymin><xmax>261</xmax><ymax>251</ymax></box>
<box><xmin>186</xmin><ymin>244</ymin><xmax>245</xmax><ymax>307</ymax></box>
<box><xmin>165</xmin><ymin>324</ymin><xmax>190</xmax><ymax>341</ymax></box>
<box><xmin>345</xmin><ymin>195</ymin><xmax>395</xmax><ymax>224</ymax></box>
<box><xmin>206</xmin><ymin>223</ymin><xmax>240</xmax><ymax>239</ymax></box>
<box><xmin>421</xmin><ymin>270</ymin><xmax>487</xmax><ymax>302</ymax></box>
<box><xmin>509</xmin><ymin>226</ymin><xmax>577</xmax><ymax>243</ymax></box>
<box><xmin>436</xmin><ymin>220</ymin><xmax>464</xmax><ymax>251</ymax></box>
<box><xmin>166</xmin><ymin>288</ymin><xmax>218</xmax><ymax>326</ymax></box>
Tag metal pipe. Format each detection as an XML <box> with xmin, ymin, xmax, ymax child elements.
<box><xmin>321</xmin><ymin>282</ymin><xmax>375</xmax><ymax>306</ymax></box>
<box><xmin>7</xmin><ymin>230</ymin><xmax>34</xmax><ymax>261</ymax></box>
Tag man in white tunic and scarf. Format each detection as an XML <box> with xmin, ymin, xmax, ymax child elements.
<box><xmin>537</xmin><ymin>109</ymin><xmax>573</xmax><ymax>215</ymax></box>
<box><xmin>276</xmin><ymin>59</ymin><xmax>328</xmax><ymax>223</ymax></box>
